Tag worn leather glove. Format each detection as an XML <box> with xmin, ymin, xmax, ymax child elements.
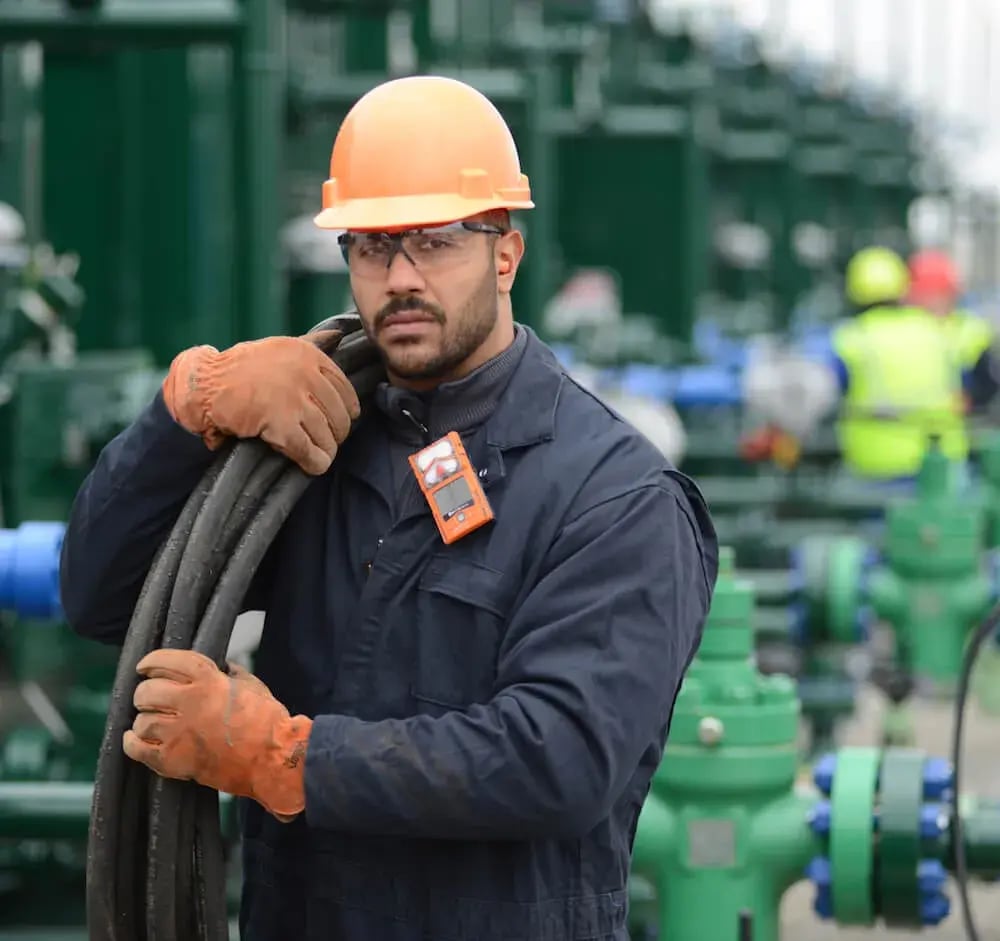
<box><xmin>162</xmin><ymin>330</ymin><xmax>361</xmax><ymax>475</ymax></box>
<box><xmin>123</xmin><ymin>649</ymin><xmax>312</xmax><ymax>822</ymax></box>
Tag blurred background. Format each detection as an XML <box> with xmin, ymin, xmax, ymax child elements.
<box><xmin>3</xmin><ymin>1</ymin><xmax>1000</xmax><ymax>939</ymax></box>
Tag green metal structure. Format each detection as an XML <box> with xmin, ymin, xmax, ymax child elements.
<box><xmin>631</xmin><ymin>546</ymin><xmax>813</xmax><ymax>941</ymax></box>
<box><xmin>0</xmin><ymin>4</ymin><xmax>965</xmax><ymax>937</ymax></box>
<box><xmin>0</xmin><ymin>1</ymin><xmax>925</xmax><ymax>362</ymax></box>
<box><xmin>630</xmin><ymin>545</ymin><xmax>1000</xmax><ymax>940</ymax></box>
<box><xmin>0</xmin><ymin>212</ymin><xmax>167</xmax><ymax>936</ymax></box>
<box><xmin>864</xmin><ymin>439</ymin><xmax>998</xmax><ymax>694</ymax></box>
<box><xmin>0</xmin><ymin>0</ymin><xmax>286</xmax><ymax>361</ymax></box>
<box><xmin>762</xmin><ymin>441</ymin><xmax>1000</xmax><ymax>713</ymax></box>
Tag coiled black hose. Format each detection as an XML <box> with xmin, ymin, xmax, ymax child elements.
<box><xmin>85</xmin><ymin>316</ymin><xmax>384</xmax><ymax>940</ymax></box>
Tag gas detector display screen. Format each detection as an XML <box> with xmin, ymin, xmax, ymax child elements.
<box><xmin>433</xmin><ymin>476</ymin><xmax>475</xmax><ymax>518</ymax></box>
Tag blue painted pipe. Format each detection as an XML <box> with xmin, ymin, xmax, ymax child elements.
<box><xmin>617</xmin><ymin>363</ymin><xmax>743</xmax><ymax>408</ymax></box>
<box><xmin>0</xmin><ymin>521</ymin><xmax>65</xmax><ymax>619</ymax></box>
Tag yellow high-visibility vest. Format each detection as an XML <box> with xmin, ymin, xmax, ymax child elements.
<box><xmin>939</xmin><ymin>309</ymin><xmax>994</xmax><ymax>370</ymax></box>
<box><xmin>832</xmin><ymin>306</ymin><xmax>967</xmax><ymax>479</ymax></box>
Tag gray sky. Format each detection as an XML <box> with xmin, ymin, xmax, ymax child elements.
<box><xmin>649</xmin><ymin>0</ymin><xmax>1000</xmax><ymax>191</ymax></box>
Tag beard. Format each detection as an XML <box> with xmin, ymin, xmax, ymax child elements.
<box><xmin>359</xmin><ymin>266</ymin><xmax>499</xmax><ymax>382</ymax></box>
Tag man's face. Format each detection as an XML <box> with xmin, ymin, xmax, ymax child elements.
<box><xmin>346</xmin><ymin>220</ymin><xmax>509</xmax><ymax>384</ymax></box>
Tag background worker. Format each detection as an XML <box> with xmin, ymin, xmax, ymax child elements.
<box><xmin>907</xmin><ymin>248</ymin><xmax>1000</xmax><ymax>411</ymax></box>
<box><xmin>828</xmin><ymin>246</ymin><xmax>968</xmax><ymax>481</ymax></box>
<box><xmin>59</xmin><ymin>75</ymin><xmax>718</xmax><ymax>941</ymax></box>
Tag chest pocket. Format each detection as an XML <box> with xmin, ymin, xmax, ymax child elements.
<box><xmin>411</xmin><ymin>555</ymin><xmax>513</xmax><ymax>715</ymax></box>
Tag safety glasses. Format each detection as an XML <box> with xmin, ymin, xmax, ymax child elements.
<box><xmin>338</xmin><ymin>220</ymin><xmax>506</xmax><ymax>277</ymax></box>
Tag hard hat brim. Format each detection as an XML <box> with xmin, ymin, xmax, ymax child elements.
<box><xmin>314</xmin><ymin>193</ymin><xmax>535</xmax><ymax>233</ymax></box>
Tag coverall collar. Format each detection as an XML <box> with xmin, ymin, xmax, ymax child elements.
<box><xmin>340</xmin><ymin>326</ymin><xmax>564</xmax><ymax>501</ymax></box>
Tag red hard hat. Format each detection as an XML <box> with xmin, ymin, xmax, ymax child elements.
<box><xmin>908</xmin><ymin>250</ymin><xmax>960</xmax><ymax>301</ymax></box>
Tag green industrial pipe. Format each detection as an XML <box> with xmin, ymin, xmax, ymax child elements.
<box><xmin>954</xmin><ymin>796</ymin><xmax>1000</xmax><ymax>875</ymax></box>
<box><xmin>0</xmin><ymin>781</ymin><xmax>93</xmax><ymax>840</ymax></box>
<box><xmin>521</xmin><ymin>53</ymin><xmax>558</xmax><ymax>329</ymax></box>
<box><xmin>236</xmin><ymin>0</ymin><xmax>286</xmax><ymax>340</ymax></box>
<box><xmin>0</xmin><ymin>0</ymin><xmax>242</xmax><ymax>44</ymax></box>
<box><xmin>0</xmin><ymin>779</ymin><xmax>237</xmax><ymax>842</ymax></box>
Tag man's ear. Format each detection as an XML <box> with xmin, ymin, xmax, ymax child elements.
<box><xmin>495</xmin><ymin>230</ymin><xmax>525</xmax><ymax>294</ymax></box>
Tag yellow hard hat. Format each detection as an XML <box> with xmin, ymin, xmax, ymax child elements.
<box><xmin>314</xmin><ymin>75</ymin><xmax>534</xmax><ymax>232</ymax></box>
<box><xmin>845</xmin><ymin>247</ymin><xmax>910</xmax><ymax>307</ymax></box>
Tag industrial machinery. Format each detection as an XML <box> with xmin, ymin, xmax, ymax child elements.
<box><xmin>710</xmin><ymin>434</ymin><xmax>1000</xmax><ymax>754</ymax></box>
<box><xmin>0</xmin><ymin>213</ymin><xmax>165</xmax><ymax>935</ymax></box>
<box><xmin>860</xmin><ymin>438</ymin><xmax>999</xmax><ymax>697</ymax></box>
<box><xmin>0</xmin><ymin>2</ymin><xmax>927</xmax><ymax>360</ymax></box>
<box><xmin>776</xmin><ymin>438</ymin><xmax>1000</xmax><ymax>729</ymax></box>
<box><xmin>629</xmin><ymin>546</ymin><xmax>1000</xmax><ymax>941</ymax></box>
<box><xmin>0</xmin><ymin>520</ymin><xmax>96</xmax><ymax>933</ymax></box>
<box><xmin>0</xmin><ymin>2</ymin><xmax>988</xmax><ymax>938</ymax></box>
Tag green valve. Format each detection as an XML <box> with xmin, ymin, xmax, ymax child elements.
<box><xmin>878</xmin><ymin>749</ymin><xmax>925</xmax><ymax>927</ymax></box>
<box><xmin>633</xmin><ymin>548</ymin><xmax>1000</xmax><ymax>941</ymax></box>
<box><xmin>979</xmin><ymin>431</ymin><xmax>1000</xmax><ymax>549</ymax></box>
<box><xmin>632</xmin><ymin>546</ymin><xmax>817</xmax><ymax>941</ymax></box>
<box><xmin>797</xmin><ymin>447</ymin><xmax>998</xmax><ymax>695</ymax></box>
<box><xmin>829</xmin><ymin>747</ymin><xmax>879</xmax><ymax>924</ymax></box>
<box><xmin>868</xmin><ymin>444</ymin><xmax>997</xmax><ymax>690</ymax></box>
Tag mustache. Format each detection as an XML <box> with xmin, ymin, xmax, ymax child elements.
<box><xmin>374</xmin><ymin>297</ymin><xmax>445</xmax><ymax>330</ymax></box>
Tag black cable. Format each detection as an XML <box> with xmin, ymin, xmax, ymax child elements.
<box><xmin>174</xmin><ymin>358</ymin><xmax>385</xmax><ymax>937</ymax></box>
<box><xmin>145</xmin><ymin>443</ymin><xmax>283</xmax><ymax>940</ymax></box>
<box><xmin>86</xmin><ymin>316</ymin><xmax>384</xmax><ymax>940</ymax></box>
<box><xmin>87</xmin><ymin>446</ymin><xmax>235</xmax><ymax>941</ymax></box>
<box><xmin>950</xmin><ymin>598</ymin><xmax>1000</xmax><ymax>941</ymax></box>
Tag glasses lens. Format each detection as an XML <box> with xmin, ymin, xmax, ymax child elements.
<box><xmin>344</xmin><ymin>234</ymin><xmax>392</xmax><ymax>272</ymax></box>
<box><xmin>342</xmin><ymin>223</ymin><xmax>485</xmax><ymax>276</ymax></box>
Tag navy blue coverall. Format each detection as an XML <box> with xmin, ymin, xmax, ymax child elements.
<box><xmin>60</xmin><ymin>327</ymin><xmax>718</xmax><ymax>941</ymax></box>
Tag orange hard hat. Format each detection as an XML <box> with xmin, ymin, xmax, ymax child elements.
<box><xmin>908</xmin><ymin>249</ymin><xmax>960</xmax><ymax>300</ymax></box>
<box><xmin>314</xmin><ymin>75</ymin><xmax>534</xmax><ymax>232</ymax></box>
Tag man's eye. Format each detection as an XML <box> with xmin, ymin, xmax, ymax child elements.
<box><xmin>415</xmin><ymin>237</ymin><xmax>454</xmax><ymax>251</ymax></box>
<box><xmin>357</xmin><ymin>241</ymin><xmax>390</xmax><ymax>257</ymax></box>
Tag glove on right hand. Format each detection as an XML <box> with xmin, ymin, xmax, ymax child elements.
<box><xmin>162</xmin><ymin>330</ymin><xmax>361</xmax><ymax>475</ymax></box>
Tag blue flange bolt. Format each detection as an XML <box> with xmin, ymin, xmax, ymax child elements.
<box><xmin>805</xmin><ymin>749</ymin><xmax>972</xmax><ymax>929</ymax></box>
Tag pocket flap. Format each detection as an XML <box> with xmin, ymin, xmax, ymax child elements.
<box><xmin>418</xmin><ymin>555</ymin><xmax>511</xmax><ymax>619</ymax></box>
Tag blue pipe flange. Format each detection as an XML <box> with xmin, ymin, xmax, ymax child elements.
<box><xmin>0</xmin><ymin>521</ymin><xmax>66</xmax><ymax>619</ymax></box>
<box><xmin>787</xmin><ymin>543</ymin><xmax>809</xmax><ymax>646</ymax></box>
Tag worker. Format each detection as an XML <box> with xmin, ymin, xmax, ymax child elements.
<box><xmin>907</xmin><ymin>248</ymin><xmax>1000</xmax><ymax>411</ymax></box>
<box><xmin>829</xmin><ymin>246</ymin><xmax>968</xmax><ymax>481</ymax></box>
<box><xmin>59</xmin><ymin>76</ymin><xmax>718</xmax><ymax>941</ymax></box>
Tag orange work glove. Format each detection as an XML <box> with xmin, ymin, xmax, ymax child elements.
<box><xmin>162</xmin><ymin>330</ymin><xmax>361</xmax><ymax>475</ymax></box>
<box><xmin>123</xmin><ymin>649</ymin><xmax>312</xmax><ymax>822</ymax></box>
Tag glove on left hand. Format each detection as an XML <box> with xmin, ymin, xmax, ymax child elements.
<box><xmin>123</xmin><ymin>649</ymin><xmax>312</xmax><ymax>822</ymax></box>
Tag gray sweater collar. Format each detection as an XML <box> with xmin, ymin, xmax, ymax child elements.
<box><xmin>375</xmin><ymin>325</ymin><xmax>528</xmax><ymax>445</ymax></box>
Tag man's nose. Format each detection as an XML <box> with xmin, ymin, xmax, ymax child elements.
<box><xmin>385</xmin><ymin>248</ymin><xmax>426</xmax><ymax>294</ymax></box>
